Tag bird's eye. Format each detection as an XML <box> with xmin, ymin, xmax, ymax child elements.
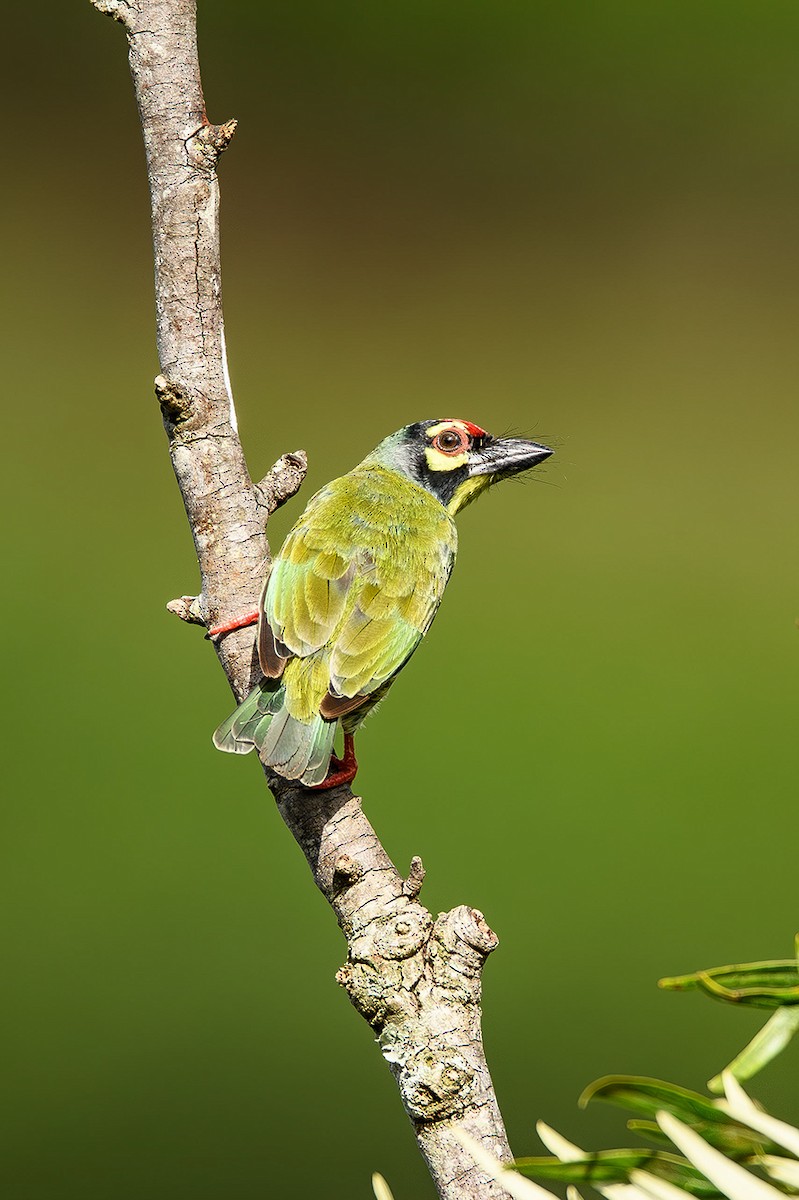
<box><xmin>434</xmin><ymin>429</ymin><xmax>465</xmax><ymax>454</ymax></box>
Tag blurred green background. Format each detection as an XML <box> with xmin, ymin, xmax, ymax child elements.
<box><xmin>2</xmin><ymin>2</ymin><xmax>797</xmax><ymax>1196</ymax></box>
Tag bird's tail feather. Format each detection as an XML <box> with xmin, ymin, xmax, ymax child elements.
<box><xmin>212</xmin><ymin>681</ymin><xmax>336</xmax><ymax>786</ymax></box>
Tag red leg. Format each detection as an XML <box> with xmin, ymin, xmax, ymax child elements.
<box><xmin>308</xmin><ymin>732</ymin><xmax>358</xmax><ymax>790</ymax></box>
<box><xmin>206</xmin><ymin>610</ymin><xmax>260</xmax><ymax>639</ymax></box>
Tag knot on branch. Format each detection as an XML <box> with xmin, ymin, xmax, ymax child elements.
<box><xmin>91</xmin><ymin>0</ymin><xmax>134</xmax><ymax>27</ymax></box>
<box><xmin>435</xmin><ymin>906</ymin><xmax>498</xmax><ymax>960</ymax></box>
<box><xmin>255</xmin><ymin>451</ymin><xmax>308</xmax><ymax>514</ymax></box>
<box><xmin>336</xmin><ymin>900</ymin><xmax>430</xmax><ymax>1024</ymax></box>
<box><xmin>333</xmin><ymin>853</ymin><xmax>363</xmax><ymax>888</ymax></box>
<box><xmin>373</xmin><ymin>908</ymin><xmax>432</xmax><ymax>960</ymax></box>
<box><xmin>424</xmin><ymin>907</ymin><xmax>498</xmax><ymax>1004</ymax></box>
<box><xmin>336</xmin><ymin>961</ymin><xmax>395</xmax><ymax>1025</ymax></box>
<box><xmin>154</xmin><ymin>375</ymin><xmax>193</xmax><ymax>425</ymax></box>
<box><xmin>187</xmin><ymin>119</ymin><xmax>238</xmax><ymax>169</ymax></box>
<box><xmin>166</xmin><ymin>595</ymin><xmax>206</xmax><ymax>626</ymax></box>
<box><xmin>401</xmin><ymin>1047</ymin><xmax>474</xmax><ymax>1121</ymax></box>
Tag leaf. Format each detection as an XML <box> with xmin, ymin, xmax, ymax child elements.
<box><xmin>626</xmin><ymin>1120</ymin><xmax>776</xmax><ymax>1161</ymax></box>
<box><xmin>372</xmin><ymin>1174</ymin><xmax>395</xmax><ymax>1200</ymax></box>
<box><xmin>759</xmin><ymin>1157</ymin><xmax>799</xmax><ymax>1190</ymax></box>
<box><xmin>581</xmin><ymin>1077</ymin><xmax>735</xmax><ymax>1126</ymax></box>
<box><xmin>708</xmin><ymin>1010</ymin><xmax>799</xmax><ymax>1093</ymax></box>
<box><xmin>513</xmin><ymin>1150</ymin><xmax>723</xmax><ymax>1197</ymax></box>
<box><xmin>715</xmin><ymin>1072</ymin><xmax>799</xmax><ymax>1159</ymax></box>
<box><xmin>628</xmin><ymin>1120</ymin><xmax>673</xmax><ymax>1146</ymax></box>
<box><xmin>581</xmin><ymin>1077</ymin><xmax>777</xmax><ymax>1158</ymax></box>
<box><xmin>534</xmin><ymin>1123</ymin><xmax>653</xmax><ymax>1200</ymax></box>
<box><xmin>631</xmin><ymin>1167</ymin><xmax>700</xmax><ymax>1200</ymax></box>
<box><xmin>659</xmin><ymin>963</ymin><xmax>799</xmax><ymax>1010</ymax></box>
<box><xmin>657</xmin><ymin>1112</ymin><xmax>784</xmax><ymax>1200</ymax></box>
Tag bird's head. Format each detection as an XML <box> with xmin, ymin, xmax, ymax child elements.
<box><xmin>368</xmin><ymin>419</ymin><xmax>553</xmax><ymax>514</ymax></box>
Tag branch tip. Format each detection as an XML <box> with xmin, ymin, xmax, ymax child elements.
<box><xmin>434</xmin><ymin>905</ymin><xmax>499</xmax><ymax>961</ymax></box>
<box><xmin>90</xmin><ymin>0</ymin><xmax>135</xmax><ymax>27</ymax></box>
<box><xmin>403</xmin><ymin>855</ymin><xmax>426</xmax><ymax>898</ymax></box>
<box><xmin>462</xmin><ymin>907</ymin><xmax>500</xmax><ymax>955</ymax></box>
<box><xmin>166</xmin><ymin>595</ymin><xmax>205</xmax><ymax>626</ymax></box>
<box><xmin>189</xmin><ymin>118</ymin><xmax>238</xmax><ymax>169</ymax></box>
<box><xmin>202</xmin><ymin>118</ymin><xmax>238</xmax><ymax>154</ymax></box>
<box><xmin>255</xmin><ymin>450</ymin><xmax>308</xmax><ymax>514</ymax></box>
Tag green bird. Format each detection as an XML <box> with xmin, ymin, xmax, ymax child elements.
<box><xmin>212</xmin><ymin>419</ymin><xmax>552</xmax><ymax>788</ymax></box>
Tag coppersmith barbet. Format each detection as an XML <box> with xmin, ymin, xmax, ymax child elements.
<box><xmin>212</xmin><ymin>419</ymin><xmax>552</xmax><ymax>787</ymax></box>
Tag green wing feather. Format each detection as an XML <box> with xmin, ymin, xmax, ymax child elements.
<box><xmin>215</xmin><ymin>464</ymin><xmax>456</xmax><ymax>783</ymax></box>
<box><xmin>266</xmin><ymin>466</ymin><xmax>456</xmax><ymax>708</ymax></box>
<box><xmin>266</xmin><ymin>532</ymin><xmax>352</xmax><ymax>657</ymax></box>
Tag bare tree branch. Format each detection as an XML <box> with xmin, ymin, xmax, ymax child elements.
<box><xmin>254</xmin><ymin>450</ymin><xmax>309</xmax><ymax>514</ymax></box>
<box><xmin>91</xmin><ymin>2</ymin><xmax>513</xmax><ymax>1194</ymax></box>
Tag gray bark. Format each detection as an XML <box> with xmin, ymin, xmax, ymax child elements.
<box><xmin>90</xmin><ymin>2</ymin><xmax>513</xmax><ymax>1194</ymax></box>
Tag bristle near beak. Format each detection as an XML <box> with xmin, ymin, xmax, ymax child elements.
<box><xmin>468</xmin><ymin>437</ymin><xmax>553</xmax><ymax>478</ymax></box>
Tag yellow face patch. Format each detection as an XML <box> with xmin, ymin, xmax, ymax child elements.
<box><xmin>424</xmin><ymin>420</ymin><xmax>473</xmax><ymax>472</ymax></box>
<box><xmin>424</xmin><ymin>445</ymin><xmax>469</xmax><ymax>472</ymax></box>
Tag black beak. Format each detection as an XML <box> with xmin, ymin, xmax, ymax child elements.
<box><xmin>469</xmin><ymin>436</ymin><xmax>553</xmax><ymax>478</ymax></box>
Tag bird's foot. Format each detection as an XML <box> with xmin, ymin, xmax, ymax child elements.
<box><xmin>206</xmin><ymin>610</ymin><xmax>260</xmax><ymax>640</ymax></box>
<box><xmin>309</xmin><ymin>733</ymin><xmax>358</xmax><ymax>790</ymax></box>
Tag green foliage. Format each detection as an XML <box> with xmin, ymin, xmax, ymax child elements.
<box><xmin>513</xmin><ymin>1146</ymin><xmax>720</xmax><ymax>1196</ymax></box>
<box><xmin>660</xmin><ymin>955</ymin><xmax>799</xmax><ymax>1011</ymax></box>
<box><xmin>659</xmin><ymin>938</ymin><xmax>799</xmax><ymax>1091</ymax></box>
<box><xmin>581</xmin><ymin>1077</ymin><xmax>780</xmax><ymax>1158</ymax></box>
<box><xmin>508</xmin><ymin>939</ymin><xmax>799</xmax><ymax>1199</ymax></box>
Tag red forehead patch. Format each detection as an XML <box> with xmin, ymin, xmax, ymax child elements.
<box><xmin>450</xmin><ymin>419</ymin><xmax>487</xmax><ymax>439</ymax></box>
